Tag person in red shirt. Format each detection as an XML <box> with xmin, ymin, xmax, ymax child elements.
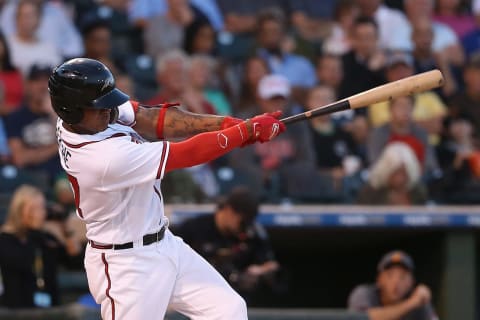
<box><xmin>0</xmin><ymin>32</ymin><xmax>23</xmax><ymax>115</ymax></box>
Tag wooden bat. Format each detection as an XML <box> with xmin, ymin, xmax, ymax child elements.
<box><xmin>280</xmin><ymin>69</ymin><xmax>444</xmax><ymax>125</ymax></box>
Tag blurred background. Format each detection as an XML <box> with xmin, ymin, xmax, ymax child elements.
<box><xmin>0</xmin><ymin>0</ymin><xmax>478</xmax><ymax>319</ymax></box>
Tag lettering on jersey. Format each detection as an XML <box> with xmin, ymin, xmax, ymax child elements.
<box><xmin>60</xmin><ymin>143</ymin><xmax>71</xmax><ymax>168</ymax></box>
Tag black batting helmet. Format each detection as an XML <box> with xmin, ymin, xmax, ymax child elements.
<box><xmin>48</xmin><ymin>58</ymin><xmax>129</xmax><ymax>124</ymax></box>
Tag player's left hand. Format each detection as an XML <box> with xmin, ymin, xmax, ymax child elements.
<box><xmin>248</xmin><ymin>111</ymin><xmax>286</xmax><ymax>143</ymax></box>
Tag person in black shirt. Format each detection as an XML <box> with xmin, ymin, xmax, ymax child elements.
<box><xmin>0</xmin><ymin>185</ymin><xmax>80</xmax><ymax>308</ymax></box>
<box><xmin>173</xmin><ymin>186</ymin><xmax>281</xmax><ymax>304</ymax></box>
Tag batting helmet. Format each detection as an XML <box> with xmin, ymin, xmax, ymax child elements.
<box><xmin>48</xmin><ymin>58</ymin><xmax>129</xmax><ymax>124</ymax></box>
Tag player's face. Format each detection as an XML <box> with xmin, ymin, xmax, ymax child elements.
<box><xmin>78</xmin><ymin>108</ymin><xmax>113</xmax><ymax>133</ymax></box>
<box><xmin>22</xmin><ymin>194</ymin><xmax>47</xmax><ymax>230</ymax></box>
<box><xmin>377</xmin><ymin>266</ymin><xmax>414</xmax><ymax>304</ymax></box>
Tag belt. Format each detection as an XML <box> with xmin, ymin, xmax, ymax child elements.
<box><xmin>88</xmin><ymin>226</ymin><xmax>166</xmax><ymax>250</ymax></box>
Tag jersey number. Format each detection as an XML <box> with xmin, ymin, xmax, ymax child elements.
<box><xmin>67</xmin><ymin>174</ymin><xmax>84</xmax><ymax>218</ymax></box>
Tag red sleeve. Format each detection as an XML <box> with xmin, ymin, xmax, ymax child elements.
<box><xmin>165</xmin><ymin>124</ymin><xmax>248</xmax><ymax>173</ymax></box>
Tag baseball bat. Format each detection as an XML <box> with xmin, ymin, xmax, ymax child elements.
<box><xmin>280</xmin><ymin>69</ymin><xmax>444</xmax><ymax>125</ymax></box>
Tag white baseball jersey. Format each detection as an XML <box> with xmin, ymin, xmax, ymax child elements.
<box><xmin>56</xmin><ymin>118</ymin><xmax>169</xmax><ymax>243</ymax></box>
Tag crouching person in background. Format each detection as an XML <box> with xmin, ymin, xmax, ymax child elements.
<box><xmin>348</xmin><ymin>250</ymin><xmax>438</xmax><ymax>320</ymax></box>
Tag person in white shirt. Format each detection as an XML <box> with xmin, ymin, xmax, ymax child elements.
<box><xmin>6</xmin><ymin>0</ymin><xmax>61</xmax><ymax>77</ymax></box>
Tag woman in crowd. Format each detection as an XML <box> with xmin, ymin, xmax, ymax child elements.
<box><xmin>357</xmin><ymin>142</ymin><xmax>428</xmax><ymax>205</ymax></box>
<box><xmin>0</xmin><ymin>185</ymin><xmax>81</xmax><ymax>308</ymax></box>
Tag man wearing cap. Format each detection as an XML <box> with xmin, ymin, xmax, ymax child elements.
<box><xmin>348</xmin><ymin>250</ymin><xmax>438</xmax><ymax>320</ymax></box>
<box><xmin>4</xmin><ymin>64</ymin><xmax>62</xmax><ymax>183</ymax></box>
<box><xmin>173</xmin><ymin>186</ymin><xmax>281</xmax><ymax>304</ymax></box>
<box><xmin>230</xmin><ymin>74</ymin><xmax>315</xmax><ymax>201</ymax></box>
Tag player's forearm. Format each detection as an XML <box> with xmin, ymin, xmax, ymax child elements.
<box><xmin>133</xmin><ymin>106</ymin><xmax>226</xmax><ymax>140</ymax></box>
<box><xmin>367</xmin><ymin>299</ymin><xmax>416</xmax><ymax>320</ymax></box>
<box><xmin>165</xmin><ymin>123</ymin><xmax>251</xmax><ymax>172</ymax></box>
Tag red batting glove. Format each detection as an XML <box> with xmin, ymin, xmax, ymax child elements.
<box><xmin>248</xmin><ymin>111</ymin><xmax>286</xmax><ymax>143</ymax></box>
<box><xmin>220</xmin><ymin>116</ymin><xmax>243</xmax><ymax>130</ymax></box>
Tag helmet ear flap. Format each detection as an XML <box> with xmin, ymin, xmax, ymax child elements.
<box><xmin>52</xmin><ymin>98</ymin><xmax>84</xmax><ymax>124</ymax></box>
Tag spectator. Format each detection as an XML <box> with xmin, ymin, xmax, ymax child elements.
<box><xmin>80</xmin><ymin>18</ymin><xmax>120</xmax><ymax>77</ymax></box>
<box><xmin>173</xmin><ymin>186</ymin><xmax>282</xmax><ymax>304</ymax></box>
<box><xmin>287</xmin><ymin>0</ymin><xmax>337</xmax><ymax>43</ymax></box>
<box><xmin>434</xmin><ymin>0</ymin><xmax>475</xmax><ymax>39</ymax></box>
<box><xmin>229</xmin><ymin>74</ymin><xmax>315</xmax><ymax>201</ymax></box>
<box><xmin>411</xmin><ymin>17</ymin><xmax>458</xmax><ymax>98</ymax></box>
<box><xmin>255</xmin><ymin>8</ymin><xmax>317</xmax><ymax>104</ymax></box>
<box><xmin>3</xmin><ymin>65</ymin><xmax>61</xmax><ymax>184</ymax></box>
<box><xmin>306</xmin><ymin>85</ymin><xmax>361</xmax><ymax>191</ymax></box>
<box><xmin>0</xmin><ymin>185</ymin><xmax>81</xmax><ymax>308</ymax></box>
<box><xmin>338</xmin><ymin>16</ymin><xmax>386</xmax><ymax>104</ymax></box>
<box><xmin>184</xmin><ymin>19</ymin><xmax>217</xmax><ymax>56</ymax></box>
<box><xmin>367</xmin><ymin>96</ymin><xmax>439</xmax><ymax>179</ymax></box>
<box><xmin>434</xmin><ymin>117</ymin><xmax>480</xmax><ymax>203</ymax></box>
<box><xmin>145</xmin><ymin>49</ymin><xmax>189</xmax><ymax>105</ymax></box>
<box><xmin>142</xmin><ymin>0</ymin><xmax>209</xmax><ymax>58</ymax></box>
<box><xmin>449</xmin><ymin>53</ymin><xmax>480</xmax><ymax>141</ymax></box>
<box><xmin>323</xmin><ymin>0</ymin><xmax>360</xmax><ymax>55</ymax></box>
<box><xmin>0</xmin><ymin>32</ymin><xmax>23</xmax><ymax>115</ymax></box>
<box><xmin>462</xmin><ymin>3</ymin><xmax>480</xmax><ymax>59</ymax></box>
<box><xmin>183</xmin><ymin>55</ymin><xmax>227</xmax><ymax>115</ymax></box>
<box><xmin>404</xmin><ymin>0</ymin><xmax>464</xmax><ymax>67</ymax></box>
<box><xmin>348</xmin><ymin>250</ymin><xmax>438</xmax><ymax>319</ymax></box>
<box><xmin>5</xmin><ymin>0</ymin><xmax>61</xmax><ymax>77</ymax></box>
<box><xmin>357</xmin><ymin>142</ymin><xmax>428</xmax><ymax>205</ymax></box>
<box><xmin>355</xmin><ymin>0</ymin><xmax>411</xmax><ymax>51</ymax></box>
<box><xmin>368</xmin><ymin>51</ymin><xmax>447</xmax><ymax>146</ymax></box>
<box><xmin>316</xmin><ymin>53</ymin><xmax>344</xmax><ymax>96</ymax></box>
<box><xmin>235</xmin><ymin>56</ymin><xmax>270</xmax><ymax>115</ymax></box>
<box><xmin>0</xmin><ymin>0</ymin><xmax>83</xmax><ymax>59</ymax></box>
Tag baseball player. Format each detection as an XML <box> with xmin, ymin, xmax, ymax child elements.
<box><xmin>48</xmin><ymin>58</ymin><xmax>285</xmax><ymax>320</ymax></box>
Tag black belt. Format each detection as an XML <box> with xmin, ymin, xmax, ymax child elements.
<box><xmin>88</xmin><ymin>226</ymin><xmax>166</xmax><ymax>250</ymax></box>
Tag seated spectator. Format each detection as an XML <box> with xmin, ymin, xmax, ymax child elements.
<box><xmin>3</xmin><ymin>65</ymin><xmax>62</xmax><ymax>185</ymax></box>
<box><xmin>80</xmin><ymin>18</ymin><xmax>120</xmax><ymax>77</ymax></box>
<box><xmin>368</xmin><ymin>51</ymin><xmax>447</xmax><ymax>145</ymax></box>
<box><xmin>5</xmin><ymin>0</ymin><xmax>61</xmax><ymax>77</ymax></box>
<box><xmin>338</xmin><ymin>16</ymin><xmax>386</xmax><ymax>104</ymax></box>
<box><xmin>433</xmin><ymin>117</ymin><xmax>480</xmax><ymax>203</ymax></box>
<box><xmin>449</xmin><ymin>54</ymin><xmax>480</xmax><ymax>143</ymax></box>
<box><xmin>228</xmin><ymin>74</ymin><xmax>315</xmax><ymax>201</ymax></box>
<box><xmin>348</xmin><ymin>250</ymin><xmax>438</xmax><ymax>320</ymax></box>
<box><xmin>145</xmin><ymin>49</ymin><xmax>189</xmax><ymax>106</ymax></box>
<box><xmin>323</xmin><ymin>0</ymin><xmax>360</xmax><ymax>55</ymax></box>
<box><xmin>183</xmin><ymin>54</ymin><xmax>229</xmax><ymax>115</ymax></box>
<box><xmin>184</xmin><ymin>19</ymin><xmax>217</xmax><ymax>56</ymax></box>
<box><xmin>235</xmin><ymin>56</ymin><xmax>270</xmax><ymax>115</ymax></box>
<box><xmin>255</xmin><ymin>8</ymin><xmax>317</xmax><ymax>104</ymax></box>
<box><xmin>142</xmin><ymin>0</ymin><xmax>209</xmax><ymax>58</ymax></box>
<box><xmin>357</xmin><ymin>142</ymin><xmax>428</xmax><ymax>205</ymax></box>
<box><xmin>0</xmin><ymin>32</ymin><xmax>23</xmax><ymax>115</ymax></box>
<box><xmin>367</xmin><ymin>96</ymin><xmax>439</xmax><ymax>180</ymax></box>
<box><xmin>405</xmin><ymin>0</ymin><xmax>464</xmax><ymax>67</ymax></box>
<box><xmin>434</xmin><ymin>0</ymin><xmax>476</xmax><ymax>39</ymax></box>
<box><xmin>0</xmin><ymin>185</ymin><xmax>81</xmax><ymax>308</ymax></box>
<box><xmin>411</xmin><ymin>17</ymin><xmax>458</xmax><ymax>98</ymax></box>
<box><xmin>287</xmin><ymin>0</ymin><xmax>336</xmax><ymax>44</ymax></box>
<box><xmin>0</xmin><ymin>0</ymin><xmax>83</xmax><ymax>59</ymax></box>
<box><xmin>306</xmin><ymin>85</ymin><xmax>362</xmax><ymax>191</ymax></box>
<box><xmin>355</xmin><ymin>0</ymin><xmax>411</xmax><ymax>51</ymax></box>
<box><xmin>173</xmin><ymin>186</ymin><xmax>282</xmax><ymax>305</ymax></box>
<box><xmin>316</xmin><ymin>53</ymin><xmax>344</xmax><ymax>97</ymax></box>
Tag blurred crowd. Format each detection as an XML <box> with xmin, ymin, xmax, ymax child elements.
<box><xmin>1</xmin><ymin>0</ymin><xmax>480</xmax><ymax>206</ymax></box>
<box><xmin>0</xmin><ymin>0</ymin><xmax>475</xmax><ymax>314</ymax></box>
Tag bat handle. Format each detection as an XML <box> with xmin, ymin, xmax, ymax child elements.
<box><xmin>280</xmin><ymin>100</ymin><xmax>351</xmax><ymax>125</ymax></box>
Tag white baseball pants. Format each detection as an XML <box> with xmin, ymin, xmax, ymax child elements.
<box><xmin>84</xmin><ymin>229</ymin><xmax>248</xmax><ymax>320</ymax></box>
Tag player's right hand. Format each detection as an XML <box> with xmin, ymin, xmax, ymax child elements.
<box><xmin>247</xmin><ymin>111</ymin><xmax>286</xmax><ymax>143</ymax></box>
